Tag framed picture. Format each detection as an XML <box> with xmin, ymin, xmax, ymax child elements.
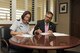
<box><xmin>59</xmin><ymin>2</ymin><xmax>68</xmax><ymax>14</ymax></box>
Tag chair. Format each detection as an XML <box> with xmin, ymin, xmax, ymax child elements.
<box><xmin>1</xmin><ymin>26</ymin><xmax>33</xmax><ymax>53</ymax></box>
<box><xmin>1</xmin><ymin>26</ymin><xmax>17</xmax><ymax>53</ymax></box>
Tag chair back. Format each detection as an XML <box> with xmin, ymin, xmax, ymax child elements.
<box><xmin>1</xmin><ymin>26</ymin><xmax>12</xmax><ymax>42</ymax></box>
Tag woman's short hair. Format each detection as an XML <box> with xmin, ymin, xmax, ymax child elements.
<box><xmin>21</xmin><ymin>11</ymin><xmax>31</xmax><ymax>22</ymax></box>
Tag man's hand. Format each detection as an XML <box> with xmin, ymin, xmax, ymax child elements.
<box><xmin>34</xmin><ymin>29</ymin><xmax>42</xmax><ymax>40</ymax></box>
<box><xmin>46</xmin><ymin>30</ymin><xmax>53</xmax><ymax>36</ymax></box>
<box><xmin>37</xmin><ymin>29</ymin><xmax>42</xmax><ymax>33</ymax></box>
<box><xmin>34</xmin><ymin>29</ymin><xmax>42</xmax><ymax>35</ymax></box>
<box><xmin>47</xmin><ymin>30</ymin><xmax>53</xmax><ymax>33</ymax></box>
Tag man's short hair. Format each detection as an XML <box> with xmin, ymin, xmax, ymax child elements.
<box><xmin>46</xmin><ymin>11</ymin><xmax>53</xmax><ymax>16</ymax></box>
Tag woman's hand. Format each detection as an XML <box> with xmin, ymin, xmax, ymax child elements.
<box><xmin>17</xmin><ymin>32</ymin><xmax>24</xmax><ymax>35</ymax></box>
<box><xmin>15</xmin><ymin>35</ymin><xmax>23</xmax><ymax>40</ymax></box>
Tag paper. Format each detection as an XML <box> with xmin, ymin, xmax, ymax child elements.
<box><xmin>16</xmin><ymin>34</ymin><xmax>33</xmax><ymax>37</ymax></box>
<box><xmin>40</xmin><ymin>33</ymin><xmax>51</xmax><ymax>35</ymax></box>
<box><xmin>10</xmin><ymin>36</ymin><xmax>18</xmax><ymax>42</ymax></box>
<box><xmin>10</xmin><ymin>36</ymin><xmax>21</xmax><ymax>43</ymax></box>
<box><xmin>10</xmin><ymin>36</ymin><xmax>29</xmax><ymax>43</ymax></box>
<box><xmin>53</xmin><ymin>32</ymin><xmax>69</xmax><ymax>36</ymax></box>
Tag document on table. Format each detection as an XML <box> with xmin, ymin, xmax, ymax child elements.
<box><xmin>11</xmin><ymin>34</ymin><xmax>33</xmax><ymax>43</ymax></box>
<box><xmin>10</xmin><ymin>36</ymin><xmax>18</xmax><ymax>43</ymax></box>
<box><xmin>16</xmin><ymin>34</ymin><xmax>33</xmax><ymax>38</ymax></box>
<box><xmin>53</xmin><ymin>32</ymin><xmax>69</xmax><ymax>36</ymax></box>
<box><xmin>40</xmin><ymin>33</ymin><xmax>51</xmax><ymax>35</ymax></box>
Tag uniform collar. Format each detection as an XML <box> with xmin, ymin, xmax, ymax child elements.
<box><xmin>20</xmin><ymin>19</ymin><xmax>29</xmax><ymax>25</ymax></box>
<box><xmin>20</xmin><ymin>19</ymin><xmax>24</xmax><ymax>24</ymax></box>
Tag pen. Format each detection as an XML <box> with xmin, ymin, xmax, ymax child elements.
<box><xmin>38</xmin><ymin>27</ymin><xmax>40</xmax><ymax>30</ymax></box>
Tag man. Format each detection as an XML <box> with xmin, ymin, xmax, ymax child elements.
<box><xmin>33</xmin><ymin>11</ymin><xmax>56</xmax><ymax>35</ymax></box>
<box><xmin>33</xmin><ymin>11</ymin><xmax>56</xmax><ymax>53</ymax></box>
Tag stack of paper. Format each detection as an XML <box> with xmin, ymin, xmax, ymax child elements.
<box><xmin>53</xmin><ymin>32</ymin><xmax>69</xmax><ymax>36</ymax></box>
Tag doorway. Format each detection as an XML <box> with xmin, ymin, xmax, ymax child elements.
<box><xmin>70</xmin><ymin>0</ymin><xmax>80</xmax><ymax>38</ymax></box>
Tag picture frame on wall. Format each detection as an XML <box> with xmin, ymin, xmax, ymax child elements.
<box><xmin>59</xmin><ymin>2</ymin><xmax>68</xmax><ymax>14</ymax></box>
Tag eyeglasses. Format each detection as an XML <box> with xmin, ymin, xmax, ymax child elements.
<box><xmin>25</xmin><ymin>16</ymin><xmax>30</xmax><ymax>18</ymax></box>
<box><xmin>46</xmin><ymin>16</ymin><xmax>52</xmax><ymax>19</ymax></box>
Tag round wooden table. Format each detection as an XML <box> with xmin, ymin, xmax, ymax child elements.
<box><xmin>9</xmin><ymin>34</ymin><xmax>80</xmax><ymax>53</ymax></box>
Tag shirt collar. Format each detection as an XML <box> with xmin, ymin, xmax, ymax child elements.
<box><xmin>20</xmin><ymin>19</ymin><xmax>23</xmax><ymax>24</ymax></box>
<box><xmin>20</xmin><ymin>19</ymin><xmax>29</xmax><ymax>25</ymax></box>
<box><xmin>45</xmin><ymin>22</ymin><xmax>49</xmax><ymax>25</ymax></box>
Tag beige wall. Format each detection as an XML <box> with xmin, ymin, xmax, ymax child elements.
<box><xmin>0</xmin><ymin>0</ymin><xmax>10</xmax><ymax>8</ymax></box>
<box><xmin>56</xmin><ymin>0</ymin><xmax>70</xmax><ymax>34</ymax></box>
<box><xmin>16</xmin><ymin>0</ymin><xmax>25</xmax><ymax>10</ymax></box>
<box><xmin>0</xmin><ymin>0</ymin><xmax>25</xmax><ymax>10</ymax></box>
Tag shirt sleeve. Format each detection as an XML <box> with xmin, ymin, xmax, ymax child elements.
<box><xmin>10</xmin><ymin>21</ymin><xmax>18</xmax><ymax>31</ymax></box>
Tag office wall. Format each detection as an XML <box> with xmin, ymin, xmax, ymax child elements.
<box><xmin>0</xmin><ymin>0</ymin><xmax>70</xmax><ymax>34</ymax></box>
<box><xmin>0</xmin><ymin>0</ymin><xmax>10</xmax><ymax>8</ymax></box>
<box><xmin>16</xmin><ymin>0</ymin><xmax>25</xmax><ymax>10</ymax></box>
<box><xmin>56</xmin><ymin>0</ymin><xmax>70</xmax><ymax>34</ymax></box>
<box><xmin>0</xmin><ymin>0</ymin><xmax>25</xmax><ymax>10</ymax></box>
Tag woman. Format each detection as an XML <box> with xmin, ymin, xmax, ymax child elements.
<box><xmin>10</xmin><ymin>11</ymin><xmax>31</xmax><ymax>35</ymax></box>
<box><xmin>10</xmin><ymin>11</ymin><xmax>33</xmax><ymax>53</ymax></box>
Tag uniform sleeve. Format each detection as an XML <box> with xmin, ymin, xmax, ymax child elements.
<box><xmin>27</xmin><ymin>25</ymin><xmax>30</xmax><ymax>32</ymax></box>
<box><xmin>10</xmin><ymin>21</ymin><xmax>18</xmax><ymax>31</ymax></box>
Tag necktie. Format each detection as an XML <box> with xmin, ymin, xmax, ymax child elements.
<box><xmin>45</xmin><ymin>23</ymin><xmax>49</xmax><ymax>32</ymax></box>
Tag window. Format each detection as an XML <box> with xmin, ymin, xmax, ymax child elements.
<box><xmin>0</xmin><ymin>8</ymin><xmax>10</xmax><ymax>20</ymax></box>
<box><xmin>16</xmin><ymin>10</ymin><xmax>24</xmax><ymax>20</ymax></box>
<box><xmin>0</xmin><ymin>0</ymin><xmax>56</xmax><ymax>24</ymax></box>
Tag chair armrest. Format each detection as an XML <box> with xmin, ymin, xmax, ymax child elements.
<box><xmin>1</xmin><ymin>38</ymin><xmax>9</xmax><ymax>50</ymax></box>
